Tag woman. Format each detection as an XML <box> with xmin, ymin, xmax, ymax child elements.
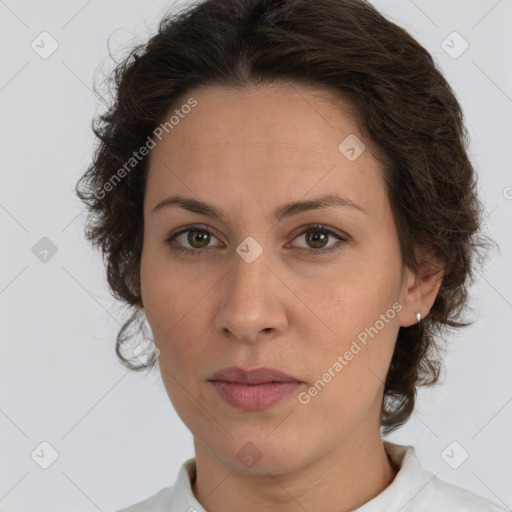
<box><xmin>76</xmin><ymin>0</ymin><xmax>507</xmax><ymax>510</ymax></box>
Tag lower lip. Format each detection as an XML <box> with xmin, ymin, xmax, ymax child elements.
<box><xmin>210</xmin><ymin>380</ymin><xmax>302</xmax><ymax>410</ymax></box>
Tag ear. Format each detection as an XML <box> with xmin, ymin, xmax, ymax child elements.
<box><xmin>397</xmin><ymin>245</ymin><xmax>444</xmax><ymax>327</ymax></box>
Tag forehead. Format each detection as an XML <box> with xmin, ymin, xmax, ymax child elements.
<box><xmin>158</xmin><ymin>82</ymin><xmax>363</xmax><ymax>152</ymax></box>
<box><xmin>145</xmin><ymin>83</ymin><xmax>386</xmax><ymax>219</ymax></box>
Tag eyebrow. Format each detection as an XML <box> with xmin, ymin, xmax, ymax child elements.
<box><xmin>151</xmin><ymin>193</ymin><xmax>367</xmax><ymax>222</ymax></box>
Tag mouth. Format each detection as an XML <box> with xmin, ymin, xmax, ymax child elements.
<box><xmin>208</xmin><ymin>366</ymin><xmax>303</xmax><ymax>410</ymax></box>
<box><xmin>209</xmin><ymin>366</ymin><xmax>302</xmax><ymax>385</ymax></box>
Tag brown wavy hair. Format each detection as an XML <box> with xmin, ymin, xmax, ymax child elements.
<box><xmin>75</xmin><ymin>0</ymin><xmax>494</xmax><ymax>435</ymax></box>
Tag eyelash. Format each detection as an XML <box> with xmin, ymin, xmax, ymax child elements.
<box><xmin>164</xmin><ymin>223</ymin><xmax>347</xmax><ymax>256</ymax></box>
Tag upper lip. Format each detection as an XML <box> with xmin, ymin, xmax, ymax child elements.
<box><xmin>209</xmin><ymin>366</ymin><xmax>301</xmax><ymax>384</ymax></box>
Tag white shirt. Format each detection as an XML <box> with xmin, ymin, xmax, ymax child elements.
<box><xmin>115</xmin><ymin>441</ymin><xmax>509</xmax><ymax>511</ymax></box>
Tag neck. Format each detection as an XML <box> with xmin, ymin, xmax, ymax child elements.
<box><xmin>191</xmin><ymin>429</ymin><xmax>398</xmax><ymax>512</ymax></box>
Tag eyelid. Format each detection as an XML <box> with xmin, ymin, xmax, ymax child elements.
<box><xmin>166</xmin><ymin>223</ymin><xmax>224</xmax><ymax>248</ymax></box>
<box><xmin>287</xmin><ymin>224</ymin><xmax>347</xmax><ymax>253</ymax></box>
<box><xmin>165</xmin><ymin>223</ymin><xmax>348</xmax><ymax>255</ymax></box>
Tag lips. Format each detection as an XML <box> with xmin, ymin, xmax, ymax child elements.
<box><xmin>209</xmin><ymin>366</ymin><xmax>301</xmax><ymax>385</ymax></box>
<box><xmin>209</xmin><ymin>366</ymin><xmax>303</xmax><ymax>410</ymax></box>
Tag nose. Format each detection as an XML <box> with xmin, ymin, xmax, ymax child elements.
<box><xmin>213</xmin><ymin>247</ymin><xmax>288</xmax><ymax>343</ymax></box>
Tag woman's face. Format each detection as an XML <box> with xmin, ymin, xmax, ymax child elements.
<box><xmin>140</xmin><ymin>83</ymin><xmax>422</xmax><ymax>474</ymax></box>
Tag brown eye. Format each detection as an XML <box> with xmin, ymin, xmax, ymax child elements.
<box><xmin>185</xmin><ymin>230</ymin><xmax>211</xmax><ymax>248</ymax></box>
<box><xmin>165</xmin><ymin>225</ymin><xmax>222</xmax><ymax>255</ymax></box>
<box><xmin>165</xmin><ymin>223</ymin><xmax>346</xmax><ymax>256</ymax></box>
<box><xmin>291</xmin><ymin>225</ymin><xmax>347</xmax><ymax>254</ymax></box>
<box><xmin>305</xmin><ymin>230</ymin><xmax>329</xmax><ymax>249</ymax></box>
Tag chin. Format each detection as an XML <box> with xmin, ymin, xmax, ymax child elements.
<box><xmin>209</xmin><ymin>429</ymin><xmax>314</xmax><ymax>475</ymax></box>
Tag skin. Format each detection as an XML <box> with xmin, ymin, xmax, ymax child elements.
<box><xmin>139</xmin><ymin>83</ymin><xmax>443</xmax><ymax>512</ymax></box>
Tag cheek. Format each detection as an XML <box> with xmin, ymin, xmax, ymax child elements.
<box><xmin>140</xmin><ymin>251</ymin><xmax>199</xmax><ymax>337</ymax></box>
<box><xmin>314</xmin><ymin>275</ymin><xmax>394</xmax><ymax>337</ymax></box>
<box><xmin>140</xmin><ymin>269</ymin><xmax>212</xmax><ymax>379</ymax></box>
<box><xmin>300</xmin><ymin>319</ymin><xmax>397</xmax><ymax>434</ymax></box>
<box><xmin>305</xmin><ymin>273</ymin><xmax>400</xmax><ymax>390</ymax></box>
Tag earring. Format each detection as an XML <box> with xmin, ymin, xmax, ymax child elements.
<box><xmin>416</xmin><ymin>312</ymin><xmax>422</xmax><ymax>322</ymax></box>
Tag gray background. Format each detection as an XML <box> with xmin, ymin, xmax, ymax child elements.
<box><xmin>0</xmin><ymin>0</ymin><xmax>511</xmax><ymax>510</ymax></box>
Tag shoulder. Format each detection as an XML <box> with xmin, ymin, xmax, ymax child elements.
<box><xmin>113</xmin><ymin>486</ymin><xmax>174</xmax><ymax>512</ymax></box>
<box><xmin>381</xmin><ymin>442</ymin><xmax>509</xmax><ymax>512</ymax></box>
<box><xmin>427</xmin><ymin>476</ymin><xmax>509</xmax><ymax>512</ymax></box>
<box><xmin>113</xmin><ymin>457</ymin><xmax>199</xmax><ymax>512</ymax></box>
